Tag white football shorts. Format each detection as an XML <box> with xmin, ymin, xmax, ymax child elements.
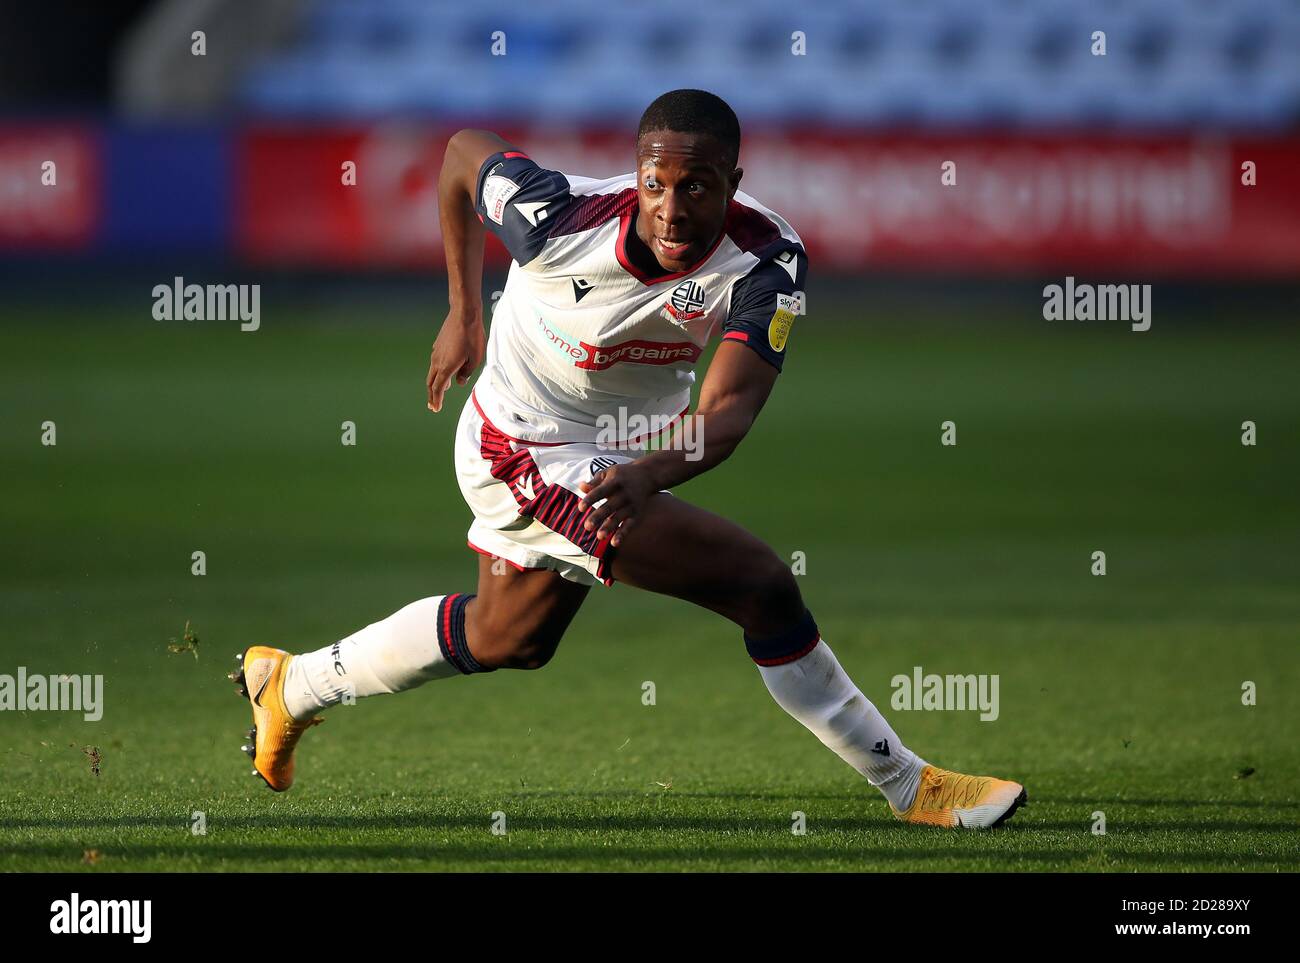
<box><xmin>454</xmin><ymin>391</ymin><xmax>651</xmax><ymax>586</ymax></box>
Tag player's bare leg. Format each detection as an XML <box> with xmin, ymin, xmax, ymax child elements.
<box><xmin>282</xmin><ymin>553</ymin><xmax>587</xmax><ymax>709</ymax></box>
<box><xmin>606</xmin><ymin>492</ymin><xmax>1027</xmax><ymax>829</ymax></box>
<box><xmin>244</xmin><ymin>555</ymin><xmax>586</xmax><ymax>790</ymax></box>
<box><xmin>461</xmin><ymin>555</ymin><xmax>590</xmax><ymax>670</ymax></box>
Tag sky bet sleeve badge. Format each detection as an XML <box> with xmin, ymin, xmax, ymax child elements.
<box><xmin>768</xmin><ymin>291</ymin><xmax>804</xmax><ymax>351</ymax></box>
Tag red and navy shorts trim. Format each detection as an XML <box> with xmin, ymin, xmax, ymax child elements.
<box><xmin>437</xmin><ymin>593</ymin><xmax>493</xmax><ymax>674</ymax></box>
<box><xmin>477</xmin><ymin>414</ymin><xmax>619</xmax><ymax>585</ymax></box>
<box><xmin>744</xmin><ymin>609</ymin><xmax>821</xmax><ymax>666</ymax></box>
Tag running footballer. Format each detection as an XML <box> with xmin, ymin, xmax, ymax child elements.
<box><xmin>231</xmin><ymin>89</ymin><xmax>1027</xmax><ymax>830</ymax></box>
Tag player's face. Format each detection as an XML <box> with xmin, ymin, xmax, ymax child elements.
<box><xmin>635</xmin><ymin>130</ymin><xmax>742</xmax><ymax>272</ymax></box>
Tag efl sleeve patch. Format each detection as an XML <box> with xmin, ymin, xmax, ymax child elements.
<box><xmin>473</xmin><ymin>151</ymin><xmax>573</xmax><ymax>266</ymax></box>
<box><xmin>721</xmin><ymin>245</ymin><xmax>808</xmax><ymax>372</ymax></box>
<box><xmin>481</xmin><ymin>174</ymin><xmax>521</xmax><ymax>225</ymax></box>
<box><xmin>767</xmin><ymin>291</ymin><xmax>804</xmax><ymax>352</ymax></box>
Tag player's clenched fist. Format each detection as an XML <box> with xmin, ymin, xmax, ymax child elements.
<box><xmin>426</xmin><ymin>309</ymin><xmax>485</xmax><ymax>412</ymax></box>
<box><xmin>578</xmin><ymin>462</ymin><xmax>657</xmax><ymax>547</ymax></box>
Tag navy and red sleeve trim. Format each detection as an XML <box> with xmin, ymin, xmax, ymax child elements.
<box><xmin>722</xmin><ymin>241</ymin><xmax>808</xmax><ymax>373</ymax></box>
<box><xmin>473</xmin><ymin>150</ymin><xmax>574</xmax><ymax>266</ymax></box>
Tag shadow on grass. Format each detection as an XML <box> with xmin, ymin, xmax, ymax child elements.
<box><xmin>1</xmin><ymin>812</ymin><xmax>1295</xmax><ymax>834</ymax></box>
<box><xmin>514</xmin><ymin>790</ymin><xmax>1300</xmax><ymax>811</ymax></box>
<box><xmin>1044</xmin><ymin>796</ymin><xmax>1300</xmax><ymax>810</ymax></box>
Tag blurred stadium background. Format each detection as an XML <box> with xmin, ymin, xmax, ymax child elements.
<box><xmin>3</xmin><ymin>0</ymin><xmax>1300</xmax><ymax>278</ymax></box>
<box><xmin>1</xmin><ymin>1</ymin><xmax>1298</xmax><ymax>871</ymax></box>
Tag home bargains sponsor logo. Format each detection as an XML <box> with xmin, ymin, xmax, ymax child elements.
<box><xmin>534</xmin><ymin>310</ymin><xmax>586</xmax><ymax>361</ymax></box>
<box><xmin>533</xmin><ymin>311</ymin><xmax>701</xmax><ymax>370</ymax></box>
<box><xmin>576</xmin><ymin>338</ymin><xmax>701</xmax><ymax>370</ymax></box>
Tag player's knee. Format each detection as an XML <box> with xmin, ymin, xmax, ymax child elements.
<box><xmin>499</xmin><ymin>635</ymin><xmax>559</xmax><ymax>671</ymax></box>
<box><xmin>739</xmin><ymin>551</ymin><xmax>804</xmax><ymax>634</ymax></box>
<box><xmin>470</xmin><ymin>623</ymin><xmax>561</xmax><ymax>671</ymax></box>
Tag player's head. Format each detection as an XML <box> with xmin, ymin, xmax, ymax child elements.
<box><xmin>635</xmin><ymin>89</ymin><xmax>743</xmax><ymax>271</ymax></box>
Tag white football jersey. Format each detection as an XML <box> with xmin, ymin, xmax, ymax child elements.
<box><xmin>471</xmin><ymin>149</ymin><xmax>808</xmax><ymax>445</ymax></box>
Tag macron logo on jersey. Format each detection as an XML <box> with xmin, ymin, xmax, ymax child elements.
<box><xmin>774</xmin><ymin>249</ymin><xmax>799</xmax><ymax>284</ymax></box>
<box><xmin>571</xmin><ymin>277</ymin><xmax>595</xmax><ymax>303</ymax></box>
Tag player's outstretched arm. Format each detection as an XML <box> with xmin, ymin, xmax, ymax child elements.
<box><xmin>579</xmin><ymin>341</ymin><xmax>777</xmax><ymax>544</ymax></box>
<box><xmin>427</xmin><ymin>129</ymin><xmax>519</xmax><ymax>412</ymax></box>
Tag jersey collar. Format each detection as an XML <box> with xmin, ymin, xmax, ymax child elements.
<box><xmin>616</xmin><ymin>207</ymin><xmax>728</xmax><ymax>286</ymax></box>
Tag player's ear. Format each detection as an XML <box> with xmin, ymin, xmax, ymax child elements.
<box><xmin>728</xmin><ymin>166</ymin><xmax>743</xmax><ymax>198</ymax></box>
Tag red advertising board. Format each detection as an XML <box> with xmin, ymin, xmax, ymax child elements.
<box><xmin>237</xmin><ymin>125</ymin><xmax>445</xmax><ymax>268</ymax></box>
<box><xmin>0</xmin><ymin>126</ymin><xmax>100</xmax><ymax>249</ymax></box>
<box><xmin>236</xmin><ymin>126</ymin><xmax>1300</xmax><ymax>277</ymax></box>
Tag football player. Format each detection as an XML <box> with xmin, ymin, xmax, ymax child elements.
<box><xmin>233</xmin><ymin>89</ymin><xmax>1025</xmax><ymax>830</ymax></box>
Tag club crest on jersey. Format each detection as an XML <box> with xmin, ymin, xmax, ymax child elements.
<box><xmin>482</xmin><ymin>173</ymin><xmax>520</xmax><ymax>225</ymax></box>
<box><xmin>662</xmin><ymin>280</ymin><xmax>707</xmax><ymax>325</ymax></box>
<box><xmin>768</xmin><ymin>291</ymin><xmax>804</xmax><ymax>352</ymax></box>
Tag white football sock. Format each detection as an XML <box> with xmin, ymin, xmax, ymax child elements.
<box><xmin>757</xmin><ymin>640</ymin><xmax>926</xmax><ymax>811</ymax></box>
<box><xmin>283</xmin><ymin>596</ymin><xmax>464</xmax><ymax>719</ymax></box>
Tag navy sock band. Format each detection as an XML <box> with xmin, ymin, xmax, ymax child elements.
<box><xmin>437</xmin><ymin>593</ymin><xmax>493</xmax><ymax>674</ymax></box>
<box><xmin>744</xmin><ymin>608</ymin><xmax>821</xmax><ymax>666</ymax></box>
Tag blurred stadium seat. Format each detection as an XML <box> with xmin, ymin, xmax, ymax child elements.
<box><xmin>236</xmin><ymin>0</ymin><xmax>1300</xmax><ymax>129</ymax></box>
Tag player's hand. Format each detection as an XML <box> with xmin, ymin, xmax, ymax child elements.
<box><xmin>578</xmin><ymin>462</ymin><xmax>656</xmax><ymax>547</ymax></box>
<box><xmin>426</xmin><ymin>308</ymin><xmax>485</xmax><ymax>412</ymax></box>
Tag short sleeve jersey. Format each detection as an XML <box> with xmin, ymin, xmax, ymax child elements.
<box><xmin>470</xmin><ymin>150</ymin><xmax>808</xmax><ymax>445</ymax></box>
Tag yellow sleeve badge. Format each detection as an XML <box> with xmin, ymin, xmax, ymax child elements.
<box><xmin>768</xmin><ymin>291</ymin><xmax>805</xmax><ymax>352</ymax></box>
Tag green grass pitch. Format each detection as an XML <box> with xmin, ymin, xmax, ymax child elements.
<box><xmin>1</xmin><ymin>298</ymin><xmax>1297</xmax><ymax>871</ymax></box>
